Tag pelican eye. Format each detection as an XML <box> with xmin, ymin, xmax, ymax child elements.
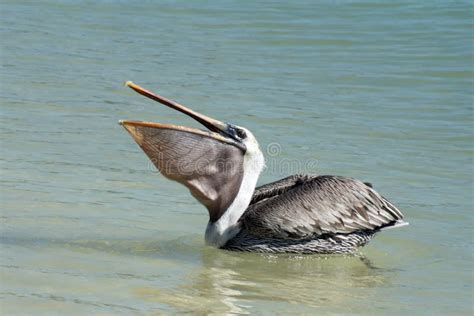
<box><xmin>236</xmin><ymin>129</ymin><xmax>246</xmax><ymax>139</ymax></box>
<box><xmin>226</xmin><ymin>124</ymin><xmax>246</xmax><ymax>140</ymax></box>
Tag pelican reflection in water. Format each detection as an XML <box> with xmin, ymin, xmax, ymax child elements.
<box><xmin>119</xmin><ymin>82</ymin><xmax>408</xmax><ymax>254</ymax></box>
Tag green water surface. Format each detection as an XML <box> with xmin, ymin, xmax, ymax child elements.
<box><xmin>1</xmin><ymin>1</ymin><xmax>473</xmax><ymax>315</ymax></box>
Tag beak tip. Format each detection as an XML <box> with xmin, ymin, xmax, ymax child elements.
<box><xmin>124</xmin><ymin>81</ymin><xmax>133</xmax><ymax>87</ymax></box>
<box><xmin>118</xmin><ymin>119</ymin><xmax>125</xmax><ymax>126</ymax></box>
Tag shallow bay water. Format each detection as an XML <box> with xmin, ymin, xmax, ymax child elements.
<box><xmin>1</xmin><ymin>1</ymin><xmax>472</xmax><ymax>315</ymax></box>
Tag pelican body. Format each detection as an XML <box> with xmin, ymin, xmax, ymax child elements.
<box><xmin>120</xmin><ymin>82</ymin><xmax>408</xmax><ymax>254</ymax></box>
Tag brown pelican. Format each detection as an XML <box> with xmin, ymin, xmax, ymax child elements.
<box><xmin>119</xmin><ymin>81</ymin><xmax>408</xmax><ymax>254</ymax></box>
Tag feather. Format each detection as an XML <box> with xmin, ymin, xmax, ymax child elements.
<box><xmin>242</xmin><ymin>175</ymin><xmax>405</xmax><ymax>239</ymax></box>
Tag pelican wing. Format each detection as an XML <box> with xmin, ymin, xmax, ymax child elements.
<box><xmin>242</xmin><ymin>175</ymin><xmax>404</xmax><ymax>238</ymax></box>
<box><xmin>121</xmin><ymin>121</ymin><xmax>244</xmax><ymax>222</ymax></box>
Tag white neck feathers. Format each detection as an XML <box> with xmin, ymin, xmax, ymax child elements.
<box><xmin>205</xmin><ymin>146</ymin><xmax>264</xmax><ymax>248</ymax></box>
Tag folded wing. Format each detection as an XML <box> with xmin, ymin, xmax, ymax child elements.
<box><xmin>242</xmin><ymin>175</ymin><xmax>404</xmax><ymax>238</ymax></box>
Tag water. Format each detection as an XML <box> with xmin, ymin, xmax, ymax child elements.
<box><xmin>1</xmin><ymin>1</ymin><xmax>472</xmax><ymax>314</ymax></box>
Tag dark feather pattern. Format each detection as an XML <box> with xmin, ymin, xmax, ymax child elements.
<box><xmin>224</xmin><ymin>229</ymin><xmax>374</xmax><ymax>254</ymax></box>
<box><xmin>240</xmin><ymin>175</ymin><xmax>404</xmax><ymax>239</ymax></box>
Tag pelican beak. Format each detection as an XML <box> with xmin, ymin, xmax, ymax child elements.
<box><xmin>120</xmin><ymin>81</ymin><xmax>246</xmax><ymax>151</ymax></box>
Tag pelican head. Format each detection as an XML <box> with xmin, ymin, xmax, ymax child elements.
<box><xmin>120</xmin><ymin>82</ymin><xmax>264</xmax><ymax>247</ymax></box>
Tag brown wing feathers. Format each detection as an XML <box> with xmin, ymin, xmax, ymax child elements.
<box><xmin>243</xmin><ymin>175</ymin><xmax>404</xmax><ymax>238</ymax></box>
